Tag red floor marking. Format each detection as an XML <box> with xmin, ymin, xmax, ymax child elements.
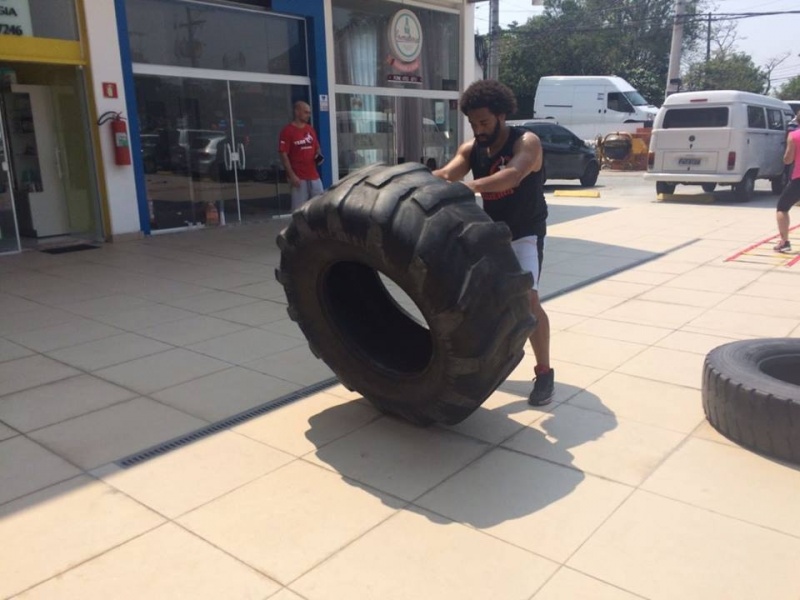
<box><xmin>724</xmin><ymin>224</ymin><xmax>800</xmax><ymax>264</ymax></box>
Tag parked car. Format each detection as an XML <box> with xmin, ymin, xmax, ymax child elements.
<box><xmin>511</xmin><ymin>120</ymin><xmax>601</xmax><ymax>186</ymax></box>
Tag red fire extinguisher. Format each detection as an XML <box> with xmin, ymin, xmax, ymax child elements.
<box><xmin>98</xmin><ymin>111</ymin><xmax>132</xmax><ymax>166</ymax></box>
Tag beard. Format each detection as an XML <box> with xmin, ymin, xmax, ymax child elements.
<box><xmin>475</xmin><ymin>120</ymin><xmax>501</xmax><ymax>148</ymax></box>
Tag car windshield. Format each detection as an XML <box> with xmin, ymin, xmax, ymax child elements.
<box><xmin>623</xmin><ymin>91</ymin><xmax>648</xmax><ymax>106</ymax></box>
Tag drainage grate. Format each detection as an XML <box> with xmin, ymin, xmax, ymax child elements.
<box><xmin>41</xmin><ymin>244</ymin><xmax>100</xmax><ymax>255</ymax></box>
<box><xmin>115</xmin><ymin>377</ymin><xmax>340</xmax><ymax>468</ymax></box>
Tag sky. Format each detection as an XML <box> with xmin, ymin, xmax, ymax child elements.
<box><xmin>472</xmin><ymin>0</ymin><xmax>800</xmax><ymax>94</ymax></box>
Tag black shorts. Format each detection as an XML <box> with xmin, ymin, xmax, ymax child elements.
<box><xmin>777</xmin><ymin>178</ymin><xmax>800</xmax><ymax>212</ymax></box>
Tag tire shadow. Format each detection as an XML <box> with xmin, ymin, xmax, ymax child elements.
<box><xmin>304</xmin><ymin>384</ymin><xmax>617</xmax><ymax>527</ymax></box>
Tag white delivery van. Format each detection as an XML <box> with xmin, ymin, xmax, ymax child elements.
<box><xmin>644</xmin><ymin>90</ymin><xmax>794</xmax><ymax>201</ymax></box>
<box><xmin>532</xmin><ymin>76</ymin><xmax>659</xmax><ymax>140</ymax></box>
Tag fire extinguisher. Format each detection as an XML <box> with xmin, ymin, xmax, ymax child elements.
<box><xmin>98</xmin><ymin>111</ymin><xmax>132</xmax><ymax>166</ymax></box>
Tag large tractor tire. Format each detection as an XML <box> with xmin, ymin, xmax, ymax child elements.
<box><xmin>702</xmin><ymin>338</ymin><xmax>800</xmax><ymax>464</ymax></box>
<box><xmin>276</xmin><ymin>163</ymin><xmax>537</xmax><ymax>426</ymax></box>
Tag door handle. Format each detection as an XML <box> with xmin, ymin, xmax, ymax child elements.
<box><xmin>238</xmin><ymin>142</ymin><xmax>246</xmax><ymax>170</ymax></box>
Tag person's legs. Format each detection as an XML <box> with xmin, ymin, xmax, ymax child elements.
<box><xmin>290</xmin><ymin>180</ymin><xmax>312</xmax><ymax>211</ymax></box>
<box><xmin>775</xmin><ymin>179</ymin><xmax>800</xmax><ymax>251</ymax></box>
<box><xmin>511</xmin><ymin>235</ymin><xmax>554</xmax><ymax>406</ymax></box>
<box><xmin>309</xmin><ymin>178</ymin><xmax>324</xmax><ymax>199</ymax></box>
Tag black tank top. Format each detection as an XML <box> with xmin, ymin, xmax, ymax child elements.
<box><xmin>469</xmin><ymin>126</ymin><xmax>547</xmax><ymax>240</ymax></box>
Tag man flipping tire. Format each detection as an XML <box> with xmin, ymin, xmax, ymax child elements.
<box><xmin>434</xmin><ymin>80</ymin><xmax>555</xmax><ymax>406</ymax></box>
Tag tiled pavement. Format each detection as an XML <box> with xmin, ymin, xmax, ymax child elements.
<box><xmin>1</xmin><ymin>175</ymin><xmax>799</xmax><ymax>599</ymax></box>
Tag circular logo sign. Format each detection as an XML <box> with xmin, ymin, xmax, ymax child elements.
<box><xmin>388</xmin><ymin>9</ymin><xmax>423</xmax><ymax>63</ymax></box>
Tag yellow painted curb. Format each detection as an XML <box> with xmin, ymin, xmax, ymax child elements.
<box><xmin>553</xmin><ymin>190</ymin><xmax>601</xmax><ymax>198</ymax></box>
<box><xmin>657</xmin><ymin>193</ymin><xmax>714</xmax><ymax>204</ymax></box>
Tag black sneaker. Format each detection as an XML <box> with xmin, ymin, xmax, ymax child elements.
<box><xmin>528</xmin><ymin>369</ymin><xmax>555</xmax><ymax>406</ymax></box>
<box><xmin>774</xmin><ymin>240</ymin><xmax>792</xmax><ymax>253</ymax></box>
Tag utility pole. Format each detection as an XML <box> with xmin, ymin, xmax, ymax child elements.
<box><xmin>705</xmin><ymin>12</ymin><xmax>711</xmax><ymax>63</ymax></box>
<box><xmin>488</xmin><ymin>0</ymin><xmax>499</xmax><ymax>80</ymax></box>
<box><xmin>665</xmin><ymin>0</ymin><xmax>686</xmax><ymax>97</ymax></box>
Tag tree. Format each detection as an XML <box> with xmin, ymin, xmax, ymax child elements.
<box><xmin>777</xmin><ymin>75</ymin><xmax>800</xmax><ymax>100</ymax></box>
<box><xmin>683</xmin><ymin>51</ymin><xmax>768</xmax><ymax>93</ymax></box>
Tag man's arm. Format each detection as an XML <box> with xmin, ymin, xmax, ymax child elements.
<box><xmin>433</xmin><ymin>141</ymin><xmax>473</xmax><ymax>182</ymax></box>
<box><xmin>465</xmin><ymin>131</ymin><xmax>542</xmax><ymax>194</ymax></box>
<box><xmin>279</xmin><ymin>152</ymin><xmax>300</xmax><ymax>186</ymax></box>
<box><xmin>784</xmin><ymin>133</ymin><xmax>796</xmax><ymax>165</ymax></box>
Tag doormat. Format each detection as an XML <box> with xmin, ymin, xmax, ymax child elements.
<box><xmin>41</xmin><ymin>244</ymin><xmax>100</xmax><ymax>255</ymax></box>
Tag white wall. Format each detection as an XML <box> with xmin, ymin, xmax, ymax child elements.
<box><xmin>82</xmin><ymin>0</ymin><xmax>141</xmax><ymax>238</ymax></box>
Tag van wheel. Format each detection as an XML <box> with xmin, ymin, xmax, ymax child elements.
<box><xmin>733</xmin><ymin>171</ymin><xmax>756</xmax><ymax>202</ymax></box>
<box><xmin>771</xmin><ymin>168</ymin><xmax>789</xmax><ymax>195</ymax></box>
<box><xmin>701</xmin><ymin>183</ymin><xmax>717</xmax><ymax>193</ymax></box>
<box><xmin>275</xmin><ymin>163</ymin><xmax>537</xmax><ymax>426</ymax></box>
<box><xmin>579</xmin><ymin>162</ymin><xmax>600</xmax><ymax>187</ymax></box>
<box><xmin>656</xmin><ymin>182</ymin><xmax>676</xmax><ymax>195</ymax></box>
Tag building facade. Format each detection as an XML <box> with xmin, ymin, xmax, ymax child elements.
<box><xmin>0</xmin><ymin>0</ymin><xmax>475</xmax><ymax>253</ymax></box>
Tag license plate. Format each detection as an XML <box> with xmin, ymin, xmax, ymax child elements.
<box><xmin>678</xmin><ymin>157</ymin><xmax>702</xmax><ymax>166</ymax></box>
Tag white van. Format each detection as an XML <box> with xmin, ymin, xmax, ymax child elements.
<box><xmin>532</xmin><ymin>76</ymin><xmax>659</xmax><ymax>140</ymax></box>
<box><xmin>644</xmin><ymin>90</ymin><xmax>793</xmax><ymax>201</ymax></box>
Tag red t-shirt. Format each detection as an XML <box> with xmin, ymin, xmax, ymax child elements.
<box><xmin>278</xmin><ymin>123</ymin><xmax>320</xmax><ymax>180</ymax></box>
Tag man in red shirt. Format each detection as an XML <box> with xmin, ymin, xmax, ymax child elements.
<box><xmin>279</xmin><ymin>101</ymin><xmax>324</xmax><ymax>210</ymax></box>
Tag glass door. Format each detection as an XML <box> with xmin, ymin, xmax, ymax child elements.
<box><xmin>0</xmin><ymin>106</ymin><xmax>21</xmax><ymax>253</ymax></box>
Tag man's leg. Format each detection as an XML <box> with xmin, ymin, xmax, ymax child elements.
<box><xmin>775</xmin><ymin>179</ymin><xmax>800</xmax><ymax>252</ymax></box>
<box><xmin>290</xmin><ymin>180</ymin><xmax>311</xmax><ymax>211</ymax></box>
<box><xmin>309</xmin><ymin>178</ymin><xmax>324</xmax><ymax>199</ymax></box>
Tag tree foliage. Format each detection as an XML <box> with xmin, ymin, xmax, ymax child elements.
<box><xmin>682</xmin><ymin>52</ymin><xmax>768</xmax><ymax>94</ymax></box>
<box><xmin>497</xmin><ymin>0</ymin><xmax>706</xmax><ymax>117</ymax></box>
<box><xmin>777</xmin><ymin>76</ymin><xmax>800</xmax><ymax>101</ymax></box>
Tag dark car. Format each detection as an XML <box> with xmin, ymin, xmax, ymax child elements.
<box><xmin>514</xmin><ymin>120</ymin><xmax>600</xmax><ymax>187</ymax></box>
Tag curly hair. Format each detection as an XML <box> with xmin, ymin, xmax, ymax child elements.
<box><xmin>459</xmin><ymin>80</ymin><xmax>517</xmax><ymax>117</ymax></box>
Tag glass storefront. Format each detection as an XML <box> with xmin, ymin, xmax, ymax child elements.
<box><xmin>2</xmin><ymin>0</ymin><xmax>79</xmax><ymax>40</ymax></box>
<box><xmin>332</xmin><ymin>0</ymin><xmax>460</xmax><ymax>176</ymax></box>
<box><xmin>126</xmin><ymin>0</ymin><xmax>312</xmax><ymax>229</ymax></box>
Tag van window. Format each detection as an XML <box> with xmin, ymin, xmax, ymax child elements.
<box><xmin>747</xmin><ymin>106</ymin><xmax>766</xmax><ymax>129</ymax></box>
<box><xmin>662</xmin><ymin>107</ymin><xmax>729</xmax><ymax>128</ymax></box>
<box><xmin>766</xmin><ymin>108</ymin><xmax>784</xmax><ymax>131</ymax></box>
<box><xmin>607</xmin><ymin>92</ymin><xmax>633</xmax><ymax>113</ymax></box>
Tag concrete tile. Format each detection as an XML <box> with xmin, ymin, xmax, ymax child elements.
<box><xmin>94</xmin><ymin>348</ymin><xmax>230</xmax><ymax>394</ymax></box>
<box><xmin>164</xmin><ymin>290</ymin><xmax>260</xmax><ymax>314</ymax></box>
<box><xmin>153</xmin><ymin>367</ymin><xmax>301</xmax><ymax>422</ymax></box>
<box><xmin>532</xmin><ymin>568</ymin><xmax>642</xmax><ymax>600</ymax></box>
<box><xmin>686</xmin><ymin>309</ymin><xmax>797</xmax><ymax>338</ymax></box>
<box><xmin>569</xmin><ymin>372</ymin><xmax>705</xmax><ymax>433</ymax></box>
<box><xmin>617</xmin><ymin>346</ymin><xmax>704</xmax><ymax>389</ymax></box>
<box><xmin>546</xmin><ymin>310</ymin><xmax>588</xmax><ymax>332</ymax></box>
<box><xmin>580</xmin><ymin>279</ymin><xmax>653</xmax><ymax>299</ymax></box>
<box><xmin>259</xmin><ymin>318</ymin><xmax>306</xmax><ymax>339</ymax></box>
<box><xmin>599</xmin><ymin>299</ymin><xmax>705</xmax><ymax>329</ymax></box>
<box><xmin>655</xmin><ymin>330</ymin><xmax>740</xmax><ymax>355</ymax></box>
<box><xmin>440</xmin><ymin>389</ymin><xmax>538</xmax><ymax>445</ymax></box>
<box><xmin>179</xmin><ymin>460</ymin><xmax>404</xmax><ymax>584</ymax></box>
<box><xmin>270</xmin><ymin>591</ymin><xmax>305</xmax><ymax>600</ymax></box>
<box><xmin>0</xmin><ymin>476</ymin><xmax>163</xmax><ymax>599</ymax></box>
<box><xmin>667</xmin><ymin>265</ymin><xmax>762</xmax><ymax>293</ymax></box>
<box><xmin>46</xmin><ymin>333</ymin><xmax>173</xmax><ymax>371</ymax></box>
<box><xmin>93</xmin><ymin>303</ymin><xmax>196</xmax><ymax>331</ymax></box>
<box><xmin>715</xmin><ymin>295</ymin><xmax>800</xmax><ymax>320</ymax></box>
<box><xmin>608</xmin><ymin>270</ymin><xmax>675</xmax><ymax>286</ymax></box>
<box><xmin>542</xmin><ymin>292</ymin><xmax>627</xmax><ymax>317</ymax></box>
<box><xmin>138</xmin><ymin>315</ymin><xmax>247</xmax><ymax>346</ymax></box>
<box><xmin>643</xmin><ymin>437</ymin><xmax>800</xmax><ymax>536</ymax></box>
<box><xmin>0</xmin><ymin>306</ymin><xmax>81</xmax><ymax>336</ymax></box>
<box><xmin>635</xmin><ymin>259</ymin><xmax>699</xmax><ymax>275</ymax></box>
<box><xmin>61</xmin><ymin>294</ymin><xmax>155</xmax><ymax>318</ymax></box>
<box><xmin>211</xmin><ymin>300</ymin><xmax>288</xmax><ymax>326</ymax></box>
<box><xmin>738</xmin><ymin>280</ymin><xmax>800</xmax><ymax>302</ymax></box>
<box><xmin>0</xmin><ymin>292</ymin><xmax>40</xmax><ymax>314</ymax></box>
<box><xmin>0</xmin><ymin>436</ymin><xmax>82</xmax><ymax>505</ymax></box>
<box><xmin>0</xmin><ymin>374</ymin><xmax>136</xmax><ymax>432</ymax></box>
<box><xmin>0</xmin><ymin>420</ymin><xmax>15</xmax><ymax>441</ymax></box>
<box><xmin>0</xmin><ymin>355</ymin><xmax>80</xmax><ymax>397</ymax></box>
<box><xmin>292</xmin><ymin>508</ymin><xmax>557</xmax><ymax>600</ymax></box>
<box><xmin>188</xmin><ymin>328</ymin><xmax>303</xmax><ymax>364</ymax></box>
<box><xmin>29</xmin><ymin>397</ymin><xmax>207</xmax><ymax>469</ymax></box>
<box><xmin>568</xmin><ymin>491</ymin><xmax>800</xmax><ymax>600</ymax></box>
<box><xmin>500</xmin><ymin>354</ymin><xmax>608</xmax><ymax>402</ymax></box>
<box><xmin>243</xmin><ymin>345</ymin><xmax>335</xmax><ymax>386</ymax></box>
<box><xmin>0</xmin><ymin>338</ymin><xmax>33</xmax><ymax>363</ymax></box>
<box><xmin>417</xmin><ymin>448</ymin><xmax>631</xmax><ymax>562</ymax></box>
<box><xmin>234</xmin><ymin>393</ymin><xmax>380</xmax><ymax>457</ymax></box>
<box><xmin>638</xmin><ymin>286</ymin><xmax>728</xmax><ymax>308</ymax></box>
<box><xmin>691</xmin><ymin>420</ymin><xmax>738</xmax><ymax>447</ymax></box>
<box><xmin>93</xmin><ymin>431</ymin><xmax>294</xmax><ymax>518</ymax></box>
<box><xmin>6</xmin><ymin>317</ymin><xmax>122</xmax><ymax>352</ymax></box>
<box><xmin>15</xmin><ymin>523</ymin><xmax>280</xmax><ymax>600</ymax></box>
<box><xmin>568</xmin><ymin>317</ymin><xmax>670</xmax><ymax>345</ymax></box>
<box><xmin>503</xmin><ymin>404</ymin><xmax>686</xmax><ymax>486</ymax></box>
<box><xmin>550</xmin><ymin>331</ymin><xmax>647</xmax><ymax>370</ymax></box>
<box><xmin>305</xmin><ymin>417</ymin><xmax>489</xmax><ymax>501</ymax></box>
<box><xmin>232</xmin><ymin>280</ymin><xmax>287</xmax><ymax>301</ymax></box>
<box><xmin>193</xmin><ymin>271</ymin><xmax>268</xmax><ymax>290</ymax></box>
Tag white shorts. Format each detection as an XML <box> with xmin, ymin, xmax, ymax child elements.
<box><xmin>291</xmin><ymin>178</ymin><xmax>324</xmax><ymax>210</ymax></box>
<box><xmin>511</xmin><ymin>235</ymin><xmax>544</xmax><ymax>291</ymax></box>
